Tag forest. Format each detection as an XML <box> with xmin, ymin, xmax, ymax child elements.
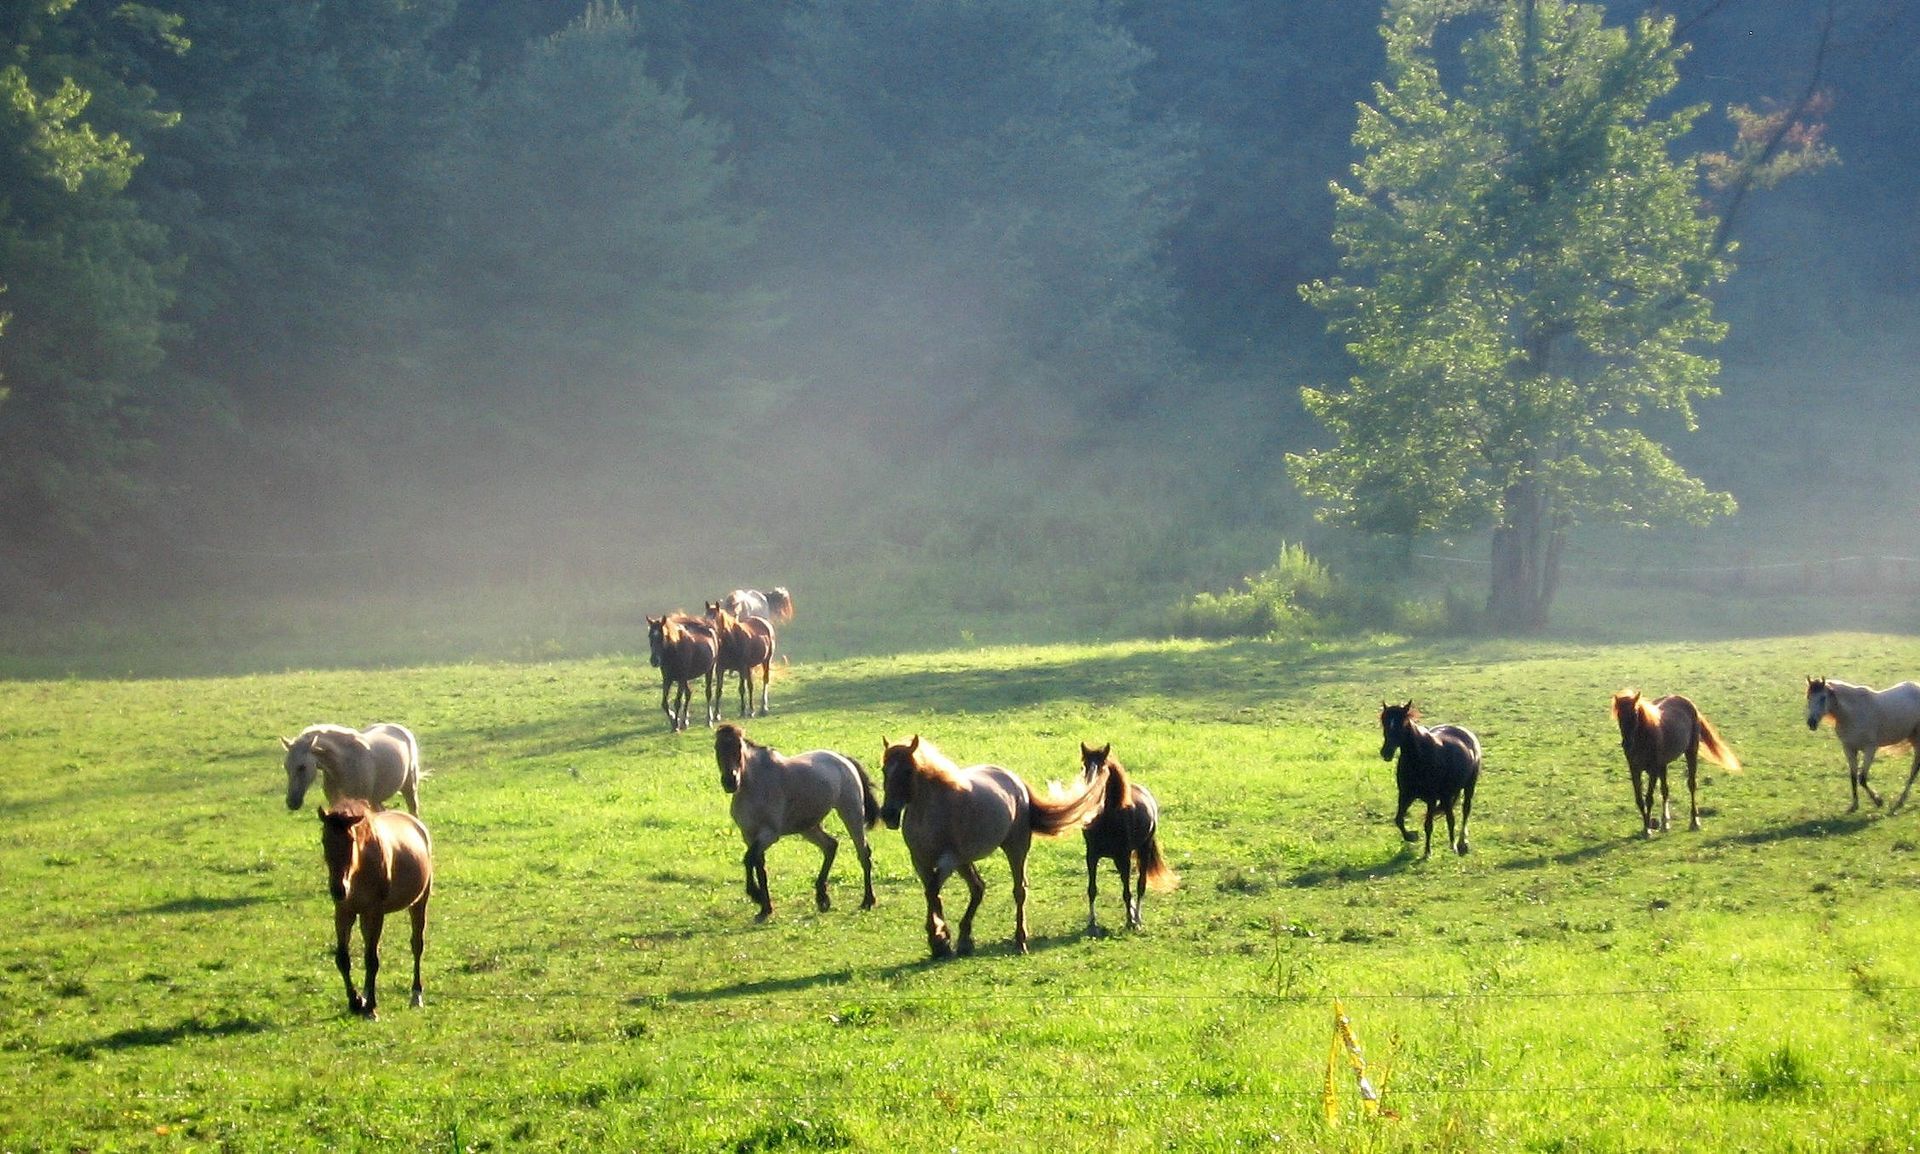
<box><xmin>1</xmin><ymin>0</ymin><xmax>1915</xmax><ymax>634</ymax></box>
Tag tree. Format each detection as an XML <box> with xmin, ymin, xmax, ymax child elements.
<box><xmin>1293</xmin><ymin>0</ymin><xmax>1746</xmax><ymax>631</ymax></box>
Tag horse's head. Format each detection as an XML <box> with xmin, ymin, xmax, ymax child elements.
<box><xmin>1378</xmin><ymin>701</ymin><xmax>1416</xmax><ymax>761</ymax></box>
<box><xmin>1080</xmin><ymin>742</ymin><xmax>1112</xmax><ymax>783</ymax></box>
<box><xmin>768</xmin><ymin>587</ymin><xmax>793</xmax><ymax>621</ymax></box>
<box><xmin>715</xmin><ymin>724</ymin><xmax>747</xmax><ymax>793</ymax></box>
<box><xmin>1611</xmin><ymin>691</ymin><xmax>1642</xmax><ymax>741</ymax></box>
<box><xmin>283</xmin><ymin>733</ymin><xmax>322</xmax><ymax>811</ymax></box>
<box><xmin>1805</xmin><ymin>676</ymin><xmax>1831</xmax><ymax>730</ymax></box>
<box><xmin>646</xmin><ymin>616</ymin><xmax>667</xmax><ymax>667</ymax></box>
<box><xmin>878</xmin><ymin>736</ymin><xmax>921</xmax><ymax>829</ymax></box>
<box><xmin>318</xmin><ymin>802</ymin><xmax>372</xmax><ymax>903</ymax></box>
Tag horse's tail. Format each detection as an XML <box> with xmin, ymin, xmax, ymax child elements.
<box><xmin>1138</xmin><ymin>831</ymin><xmax>1179</xmax><ymax>893</ymax></box>
<box><xmin>1696</xmin><ymin>712</ymin><xmax>1741</xmax><ymax>773</ymax></box>
<box><xmin>1029</xmin><ymin>770</ymin><xmax>1108</xmax><ymax>837</ymax></box>
<box><xmin>852</xmin><ymin>759</ymin><xmax>881</xmax><ymax>830</ymax></box>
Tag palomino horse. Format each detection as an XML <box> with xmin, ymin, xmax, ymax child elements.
<box><xmin>283</xmin><ymin>723</ymin><xmax>422</xmax><ymax>814</ymax></box>
<box><xmin>1078</xmin><ymin>742</ymin><xmax>1177</xmax><ymax>934</ymax></box>
<box><xmin>714</xmin><ymin>724</ymin><xmax>878</xmax><ymax>920</ymax></box>
<box><xmin>706</xmin><ymin>602</ymin><xmax>776</xmax><ymax>720</ymax></box>
<box><xmin>1378</xmin><ymin>702</ymin><xmax>1481</xmax><ymax>859</ymax></box>
<box><xmin>879</xmin><ymin>735</ymin><xmax>1108</xmax><ymax>958</ymax></box>
<box><xmin>648</xmin><ymin>613</ymin><xmax>718</xmax><ymax>731</ymax></box>
<box><xmin>1806</xmin><ymin>676</ymin><xmax>1920</xmax><ymax>811</ymax></box>
<box><xmin>722</xmin><ymin>587</ymin><xmax>794</xmax><ymax>624</ymax></box>
<box><xmin>319</xmin><ymin>800</ymin><xmax>432</xmax><ymax>1018</ymax></box>
<box><xmin>1611</xmin><ymin>691</ymin><xmax>1740</xmax><ymax>835</ymax></box>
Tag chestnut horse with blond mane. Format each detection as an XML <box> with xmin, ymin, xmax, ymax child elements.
<box><xmin>319</xmin><ymin>800</ymin><xmax>432</xmax><ymax>1018</ymax></box>
<box><xmin>706</xmin><ymin>602</ymin><xmax>776</xmax><ymax>720</ymax></box>
<box><xmin>1611</xmin><ymin>691</ymin><xmax>1740</xmax><ymax>836</ymax></box>
<box><xmin>648</xmin><ymin>613</ymin><xmax>717</xmax><ymax>732</ymax></box>
<box><xmin>879</xmin><ymin>736</ymin><xmax>1109</xmax><ymax>958</ymax></box>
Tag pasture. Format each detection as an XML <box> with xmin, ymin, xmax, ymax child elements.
<box><xmin>3</xmin><ymin>630</ymin><xmax>1919</xmax><ymax>1150</ymax></box>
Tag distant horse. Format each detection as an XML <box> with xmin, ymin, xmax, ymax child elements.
<box><xmin>722</xmin><ymin>587</ymin><xmax>794</xmax><ymax>624</ymax></box>
<box><xmin>319</xmin><ymin>800</ymin><xmax>432</xmax><ymax>1018</ymax></box>
<box><xmin>879</xmin><ymin>735</ymin><xmax>1108</xmax><ymax>958</ymax></box>
<box><xmin>283</xmin><ymin>723</ymin><xmax>422</xmax><ymax>814</ymax></box>
<box><xmin>706</xmin><ymin>602</ymin><xmax>776</xmax><ymax>719</ymax></box>
<box><xmin>1611</xmin><ymin>691</ymin><xmax>1740</xmax><ymax>836</ymax></box>
<box><xmin>1378</xmin><ymin>702</ymin><xmax>1481</xmax><ymax>859</ymax></box>
<box><xmin>1078</xmin><ymin>742</ymin><xmax>1177</xmax><ymax>934</ymax></box>
<box><xmin>1806</xmin><ymin>676</ymin><xmax>1920</xmax><ymax>811</ymax></box>
<box><xmin>648</xmin><ymin>613</ymin><xmax>718</xmax><ymax>731</ymax></box>
<box><xmin>714</xmin><ymin>723</ymin><xmax>878</xmax><ymax>920</ymax></box>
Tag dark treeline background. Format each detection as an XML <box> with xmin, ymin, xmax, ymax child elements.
<box><xmin>2</xmin><ymin>0</ymin><xmax>1915</xmax><ymax>621</ymax></box>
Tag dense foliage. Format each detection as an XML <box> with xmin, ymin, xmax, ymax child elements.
<box><xmin>0</xmin><ymin>0</ymin><xmax>1912</xmax><ymax>615</ymax></box>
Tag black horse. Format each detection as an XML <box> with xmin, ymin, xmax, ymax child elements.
<box><xmin>1078</xmin><ymin>743</ymin><xmax>1177</xmax><ymax>933</ymax></box>
<box><xmin>1378</xmin><ymin>702</ymin><xmax>1481</xmax><ymax>859</ymax></box>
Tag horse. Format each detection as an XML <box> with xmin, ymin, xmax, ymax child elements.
<box><xmin>1806</xmin><ymin>676</ymin><xmax>1920</xmax><ymax>811</ymax></box>
<box><xmin>722</xmin><ymin>587</ymin><xmax>794</xmax><ymax>624</ymax></box>
<box><xmin>1078</xmin><ymin>742</ymin><xmax>1177</xmax><ymax>934</ymax></box>
<box><xmin>705</xmin><ymin>602</ymin><xmax>776</xmax><ymax>720</ymax></box>
<box><xmin>1378</xmin><ymin>702</ymin><xmax>1481</xmax><ymax>859</ymax></box>
<box><xmin>714</xmin><ymin>724</ymin><xmax>878</xmax><ymax>920</ymax></box>
<box><xmin>282</xmin><ymin>723</ymin><xmax>422</xmax><ymax>814</ymax></box>
<box><xmin>648</xmin><ymin>613</ymin><xmax>718</xmax><ymax>731</ymax></box>
<box><xmin>879</xmin><ymin>735</ymin><xmax>1109</xmax><ymax>958</ymax></box>
<box><xmin>1611</xmin><ymin>691</ymin><xmax>1740</xmax><ymax>835</ymax></box>
<box><xmin>318</xmin><ymin>800</ymin><xmax>432</xmax><ymax>1018</ymax></box>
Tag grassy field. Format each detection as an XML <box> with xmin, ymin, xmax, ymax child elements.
<box><xmin>3</xmin><ymin>623</ymin><xmax>1919</xmax><ymax>1150</ymax></box>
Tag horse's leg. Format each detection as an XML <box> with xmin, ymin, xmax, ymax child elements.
<box><xmin>703</xmin><ymin>669</ymin><xmax>716</xmax><ymax>727</ymax></box>
<box><xmin>360</xmin><ymin>910</ymin><xmax>385</xmax><ymax>1019</ymax></box>
<box><xmin>1395</xmin><ymin>790</ymin><xmax>1419</xmax><ymax>845</ymax></box>
<box><xmin>953</xmin><ymin>860</ymin><xmax>988</xmax><ymax>956</ymax></box>
<box><xmin>401</xmin><ymin>771</ymin><xmax>420</xmax><ymax>816</ymax></box>
<box><xmin>1119</xmin><ymin>847</ymin><xmax>1139</xmax><ymax>929</ymax></box>
<box><xmin>1439</xmin><ymin>800</ymin><xmax>1457</xmax><ymax>859</ymax></box>
<box><xmin>1083</xmin><ymin>844</ymin><xmax>1103</xmax><ymax>935</ymax></box>
<box><xmin>920</xmin><ymin>864</ymin><xmax>953</xmax><ymax>958</ymax></box>
<box><xmin>333</xmin><ymin>906</ymin><xmax>364</xmax><ymax>1015</ymax></box>
<box><xmin>1631</xmin><ymin>765</ymin><xmax>1653</xmax><ymax>834</ymax></box>
<box><xmin>799</xmin><ymin>825</ymin><xmax>838</xmax><ymax>912</ymax></box>
<box><xmin>408</xmin><ymin>895</ymin><xmax>428</xmax><ymax>1009</ymax></box>
<box><xmin>1859</xmin><ymin>746</ymin><xmax>1884</xmax><ymax>808</ymax></box>
<box><xmin>660</xmin><ymin>673</ymin><xmax>675</xmax><ymax>730</ymax></box>
<box><xmin>1685</xmin><ymin>748</ymin><xmax>1702</xmax><ymax>832</ymax></box>
<box><xmin>1456</xmin><ymin>780</ymin><xmax>1474</xmax><ymax>855</ymax></box>
<box><xmin>1894</xmin><ymin>746</ymin><xmax>1920</xmax><ymax>812</ymax></box>
<box><xmin>1420</xmin><ymin>802</ymin><xmax>1436</xmax><ymax>860</ymax></box>
<box><xmin>839</xmin><ymin>798</ymin><xmax>877</xmax><ymax>910</ymax></box>
<box><xmin>741</xmin><ymin>844</ymin><xmax>771</xmax><ymax>916</ymax></box>
<box><xmin>1657</xmin><ymin>767</ymin><xmax>1672</xmax><ymax>832</ymax></box>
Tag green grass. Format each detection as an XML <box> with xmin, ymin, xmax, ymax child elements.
<box><xmin>4</xmin><ymin>629</ymin><xmax>1920</xmax><ymax>1150</ymax></box>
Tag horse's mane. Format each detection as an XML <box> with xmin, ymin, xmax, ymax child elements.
<box><xmin>1610</xmin><ymin>691</ymin><xmax>1658</xmax><ymax>732</ymax></box>
<box><xmin>1102</xmin><ymin>758</ymin><xmax>1134</xmax><ymax>810</ymax></box>
<box><xmin>905</xmin><ymin>738</ymin><xmax>965</xmax><ymax>786</ymax></box>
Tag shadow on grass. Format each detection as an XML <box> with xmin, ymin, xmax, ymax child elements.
<box><xmin>1497</xmin><ymin>837</ymin><xmax>1637</xmax><ymax>872</ymax></box>
<box><xmin>57</xmin><ymin>1014</ymin><xmax>272</xmax><ymax>1059</ymax></box>
<box><xmin>140</xmin><ymin>895</ymin><xmax>275</xmax><ymax>915</ymax></box>
<box><xmin>663</xmin><ymin>929</ymin><xmax>1094</xmax><ymax>1003</ymax></box>
<box><xmin>1708</xmin><ymin>813</ymin><xmax>1878</xmax><ymax>847</ymax></box>
<box><xmin>1285</xmin><ymin>848</ymin><xmax>1422</xmax><ymax>887</ymax></box>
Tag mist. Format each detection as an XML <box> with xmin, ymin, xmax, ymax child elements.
<box><xmin>2</xmin><ymin>0</ymin><xmax>1915</xmax><ymax>647</ymax></box>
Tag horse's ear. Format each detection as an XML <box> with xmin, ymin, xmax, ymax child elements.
<box><xmin>908</xmin><ymin>735</ymin><xmax>920</xmax><ymax>753</ymax></box>
<box><xmin>1096</xmin><ymin>743</ymin><xmax>1111</xmax><ymax>760</ymax></box>
<box><xmin>281</xmin><ymin>736</ymin><xmax>293</xmax><ymax>750</ymax></box>
<box><xmin>1403</xmin><ymin>700</ymin><xmax>1414</xmax><ymax>711</ymax></box>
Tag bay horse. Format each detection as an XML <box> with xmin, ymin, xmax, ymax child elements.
<box><xmin>319</xmin><ymin>800</ymin><xmax>432</xmax><ymax>1018</ymax></box>
<box><xmin>879</xmin><ymin>735</ymin><xmax>1108</xmax><ymax>958</ymax></box>
<box><xmin>282</xmin><ymin>723</ymin><xmax>422</xmax><ymax>814</ymax></box>
<box><xmin>714</xmin><ymin>723</ymin><xmax>878</xmax><ymax>920</ymax></box>
<box><xmin>1806</xmin><ymin>676</ymin><xmax>1920</xmax><ymax>811</ymax></box>
<box><xmin>648</xmin><ymin>613</ymin><xmax>718</xmax><ymax>731</ymax></box>
<box><xmin>1078</xmin><ymin>743</ymin><xmax>1177</xmax><ymax>934</ymax></box>
<box><xmin>1378</xmin><ymin>702</ymin><xmax>1480</xmax><ymax>859</ymax></box>
<box><xmin>722</xmin><ymin>587</ymin><xmax>794</xmax><ymax>624</ymax></box>
<box><xmin>1610</xmin><ymin>691</ymin><xmax>1740</xmax><ymax>836</ymax></box>
<box><xmin>706</xmin><ymin>602</ymin><xmax>776</xmax><ymax>720</ymax></box>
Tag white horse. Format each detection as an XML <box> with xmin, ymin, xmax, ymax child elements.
<box><xmin>721</xmin><ymin>586</ymin><xmax>794</xmax><ymax>623</ymax></box>
<box><xmin>714</xmin><ymin>723</ymin><xmax>876</xmax><ymax>920</ymax></box>
<box><xmin>283</xmin><ymin>723</ymin><xmax>423</xmax><ymax>815</ymax></box>
<box><xmin>1805</xmin><ymin>677</ymin><xmax>1920</xmax><ymax>812</ymax></box>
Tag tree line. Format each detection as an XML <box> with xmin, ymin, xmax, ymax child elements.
<box><xmin>0</xmin><ymin>0</ymin><xmax>1905</xmax><ymax>627</ymax></box>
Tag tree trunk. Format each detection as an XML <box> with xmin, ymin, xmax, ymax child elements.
<box><xmin>1485</xmin><ymin>479</ymin><xmax>1563</xmax><ymax>632</ymax></box>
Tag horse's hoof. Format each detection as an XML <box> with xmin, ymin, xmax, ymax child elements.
<box><xmin>1401</xmin><ymin>831</ymin><xmax>1420</xmax><ymax>843</ymax></box>
<box><xmin>958</xmin><ymin>938</ymin><xmax>976</xmax><ymax>957</ymax></box>
<box><xmin>929</xmin><ymin>939</ymin><xmax>953</xmax><ymax>959</ymax></box>
<box><xmin>1455</xmin><ymin>841</ymin><xmax>1470</xmax><ymax>855</ymax></box>
<box><xmin>1085</xmin><ymin>922</ymin><xmax>1108</xmax><ymax>938</ymax></box>
<box><xmin>816</xmin><ymin>896</ymin><xmax>831</xmax><ymax>912</ymax></box>
<box><xmin>411</xmin><ymin>993</ymin><xmax>424</xmax><ymax>1009</ymax></box>
<box><xmin>861</xmin><ymin>895</ymin><xmax>876</xmax><ymax>910</ymax></box>
<box><xmin>1689</xmin><ymin>819</ymin><xmax>1702</xmax><ymax>832</ymax></box>
<box><xmin>754</xmin><ymin>908</ymin><xmax>772</xmax><ymax>923</ymax></box>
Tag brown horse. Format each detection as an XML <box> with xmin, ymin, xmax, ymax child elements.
<box><xmin>1078</xmin><ymin>742</ymin><xmax>1177</xmax><ymax>934</ymax></box>
<box><xmin>319</xmin><ymin>800</ymin><xmax>433</xmax><ymax>1019</ymax></box>
<box><xmin>879</xmin><ymin>735</ymin><xmax>1108</xmax><ymax>958</ymax></box>
<box><xmin>648</xmin><ymin>613</ymin><xmax>718</xmax><ymax>731</ymax></box>
<box><xmin>706</xmin><ymin>602</ymin><xmax>776</xmax><ymax>720</ymax></box>
<box><xmin>1612</xmin><ymin>691</ymin><xmax>1740</xmax><ymax>835</ymax></box>
<box><xmin>715</xmin><ymin>724</ymin><xmax>878</xmax><ymax>920</ymax></box>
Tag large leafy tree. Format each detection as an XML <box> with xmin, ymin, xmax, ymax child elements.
<box><xmin>1294</xmin><ymin>0</ymin><xmax>1742</xmax><ymax>631</ymax></box>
